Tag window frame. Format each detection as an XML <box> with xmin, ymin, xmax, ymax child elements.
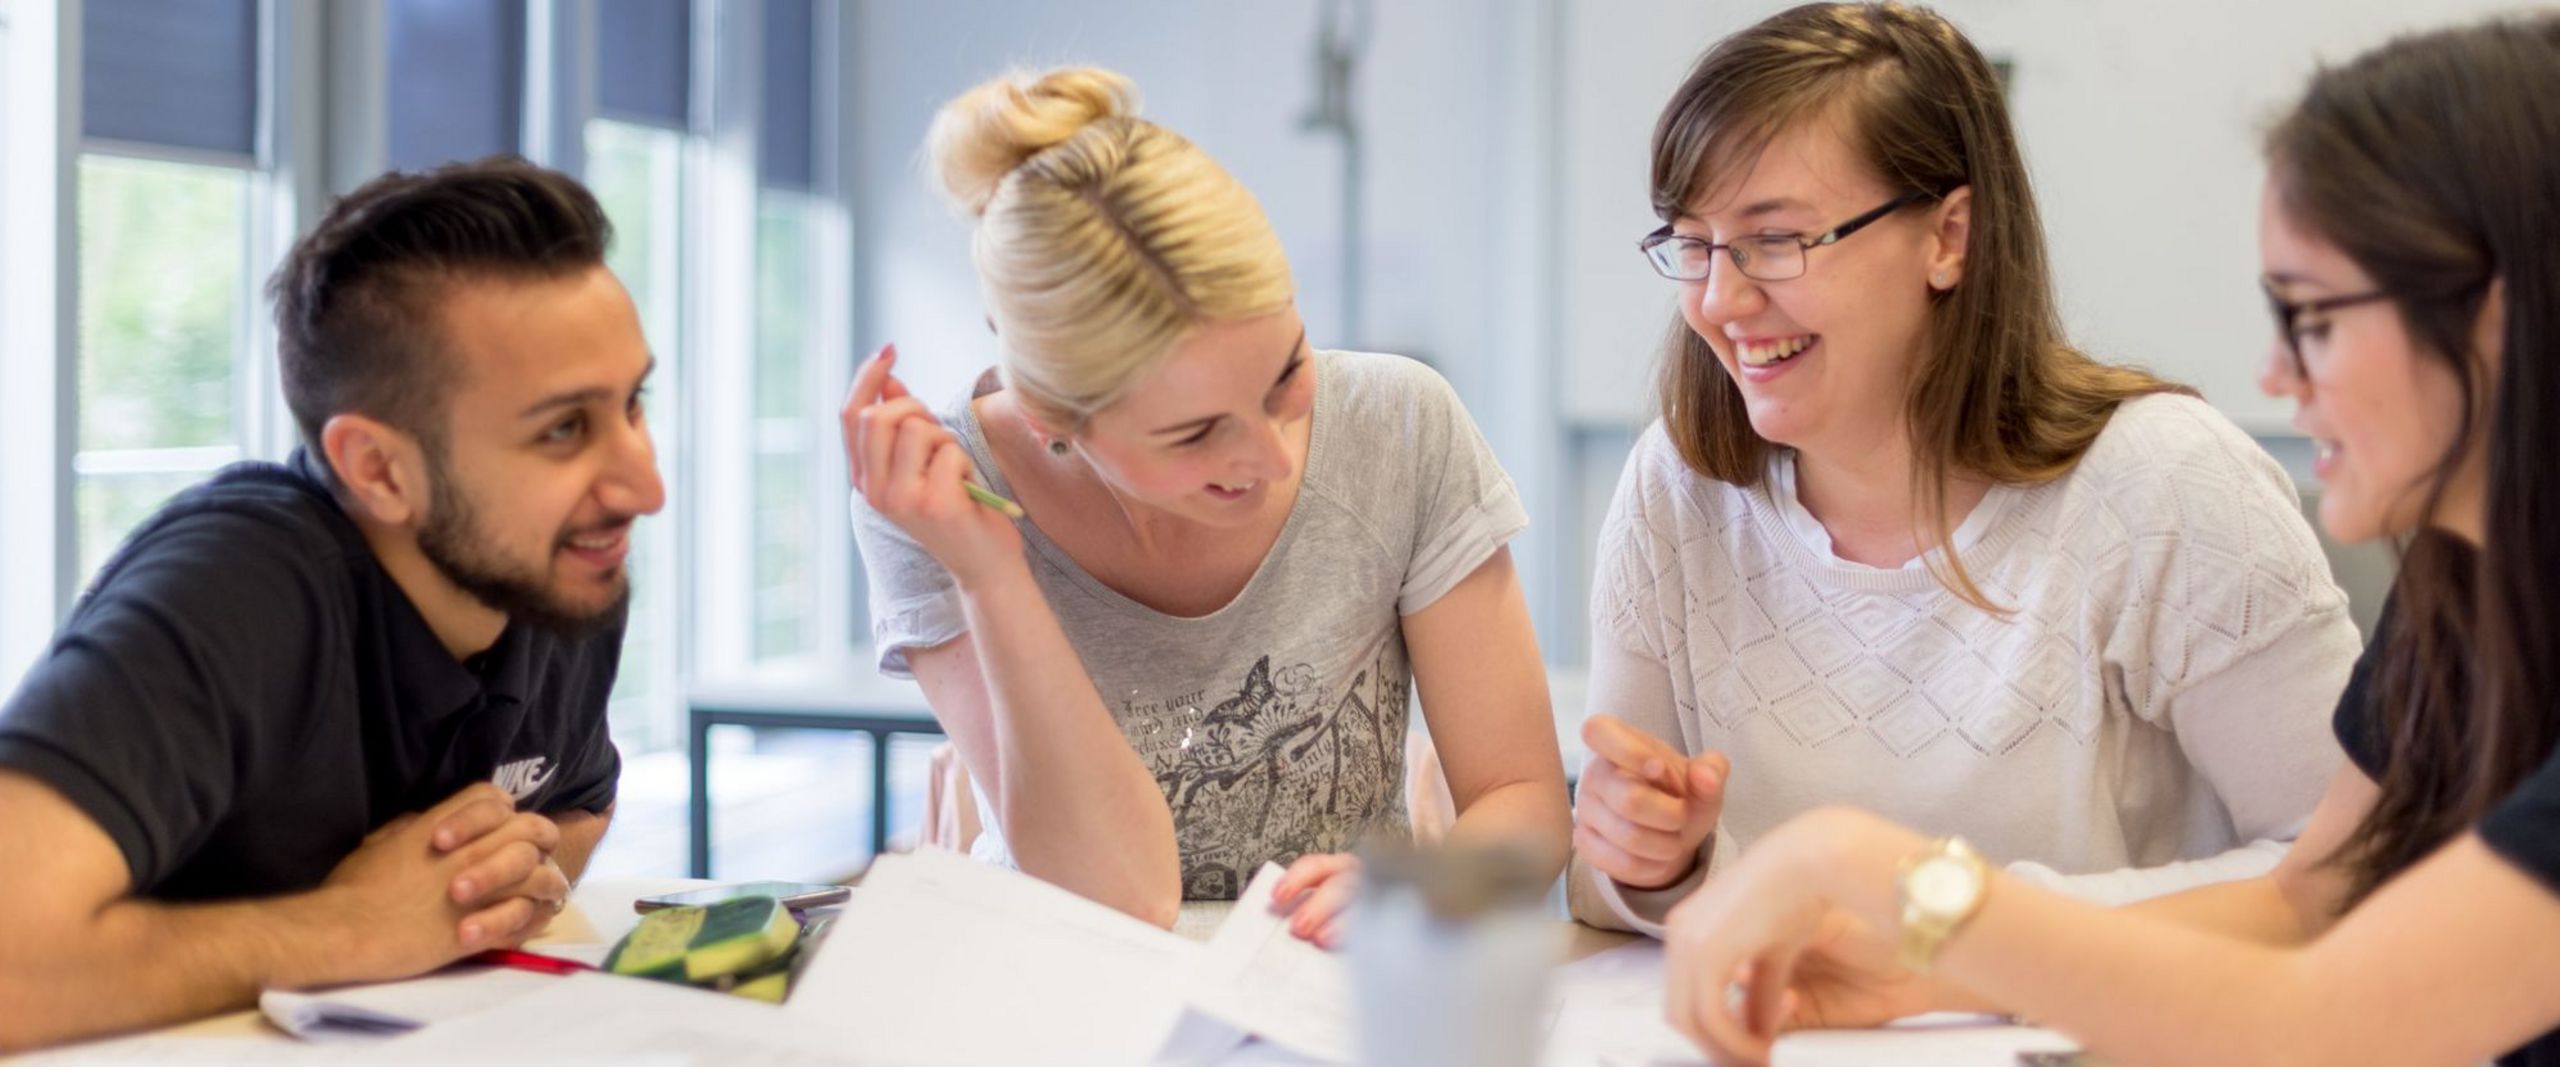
<box><xmin>66</xmin><ymin>0</ymin><xmax>300</xmax><ymax>592</ymax></box>
<box><xmin>686</xmin><ymin>0</ymin><xmax>858</xmax><ymax>681</ymax></box>
<box><xmin>0</xmin><ymin>0</ymin><xmax>80</xmax><ymax>675</ymax></box>
<box><xmin>2</xmin><ymin>0</ymin><xmax>863</xmax><ymax>752</ymax></box>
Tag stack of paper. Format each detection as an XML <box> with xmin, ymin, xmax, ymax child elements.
<box><xmin>1182</xmin><ymin>864</ymin><xmax>1358</xmax><ymax>1062</ymax></box>
<box><xmin>784</xmin><ymin>848</ymin><xmax>1218</xmax><ymax>1064</ymax></box>
<box><xmin>785</xmin><ymin>850</ymin><xmax>1361</xmax><ymax>1065</ymax></box>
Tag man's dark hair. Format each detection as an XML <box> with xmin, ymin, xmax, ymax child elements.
<box><xmin>267</xmin><ymin>155</ymin><xmax>612</xmax><ymax>476</ymax></box>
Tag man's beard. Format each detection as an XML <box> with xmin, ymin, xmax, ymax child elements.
<box><xmin>415</xmin><ymin>452</ymin><xmax>632</xmax><ymax>642</ymax></box>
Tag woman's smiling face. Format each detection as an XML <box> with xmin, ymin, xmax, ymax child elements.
<box><xmin>2256</xmin><ymin>180</ymin><xmax>2484</xmax><ymax>545</ymax></box>
<box><xmin>1667</xmin><ymin>113</ymin><xmax>1957</xmax><ymax>455</ymax></box>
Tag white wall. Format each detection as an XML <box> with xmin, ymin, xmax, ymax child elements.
<box><xmin>841</xmin><ymin>0</ymin><xmax>2511</xmax><ymax>668</ymax></box>
<box><xmin>1557</xmin><ymin>0</ymin><xmax>2529</xmax><ymax>433</ymax></box>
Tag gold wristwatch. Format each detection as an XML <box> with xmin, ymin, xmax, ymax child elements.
<box><xmin>1896</xmin><ymin>835</ymin><xmax>1990</xmax><ymax>973</ymax></box>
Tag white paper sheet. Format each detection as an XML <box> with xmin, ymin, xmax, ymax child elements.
<box><xmin>1153</xmin><ymin>1008</ymin><xmax>1256</xmax><ymax>1065</ymax></box>
<box><xmin>1181</xmin><ymin>863</ymin><xmax>1357</xmax><ymax>1064</ymax></box>
<box><xmin>1542</xmin><ymin>941</ymin><xmax>1706</xmax><ymax>1067</ymax></box>
<box><xmin>380</xmin><ymin>970</ymin><xmax>838</xmax><ymax>1065</ymax></box>
<box><xmin>5</xmin><ymin>1035</ymin><xmax>352</xmax><ymax>1065</ymax></box>
<box><xmin>784</xmin><ymin>848</ymin><xmax>1205</xmax><ymax>1066</ymax></box>
<box><xmin>1540</xmin><ymin>941</ymin><xmax>2086</xmax><ymax>1067</ymax></box>
<box><xmin>256</xmin><ymin>965</ymin><xmax>567</xmax><ymax>1041</ymax></box>
<box><xmin>1773</xmin><ymin>1015</ymin><xmax>2081</xmax><ymax>1066</ymax></box>
<box><xmin>257</xmin><ymin>992</ymin><xmax>420</xmax><ymax>1041</ymax></box>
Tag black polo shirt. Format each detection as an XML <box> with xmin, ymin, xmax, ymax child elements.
<box><xmin>2334</xmin><ymin>598</ymin><xmax>2560</xmax><ymax>1067</ymax></box>
<box><xmin>0</xmin><ymin>450</ymin><xmax>622</xmax><ymax>901</ymax></box>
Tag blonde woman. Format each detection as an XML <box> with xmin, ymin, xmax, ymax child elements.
<box><xmin>843</xmin><ymin>67</ymin><xmax>1569</xmax><ymax>937</ymax></box>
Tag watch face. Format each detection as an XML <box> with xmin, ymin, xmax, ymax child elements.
<box><xmin>1908</xmin><ymin>856</ymin><xmax>1982</xmax><ymax>913</ymax></box>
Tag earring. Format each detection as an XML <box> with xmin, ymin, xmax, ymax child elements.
<box><xmin>1048</xmin><ymin>438</ymin><xmax>1070</xmax><ymax>457</ymax></box>
<box><xmin>1932</xmin><ymin>272</ymin><xmax>1952</xmax><ymax>288</ymax></box>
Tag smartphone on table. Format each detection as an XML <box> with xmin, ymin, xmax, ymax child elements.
<box><xmin>633</xmin><ymin>880</ymin><xmax>851</xmax><ymax>913</ymax></box>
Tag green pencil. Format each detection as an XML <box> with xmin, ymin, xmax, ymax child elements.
<box><xmin>964</xmin><ymin>481</ymin><xmax>1026</xmax><ymax>519</ymax></box>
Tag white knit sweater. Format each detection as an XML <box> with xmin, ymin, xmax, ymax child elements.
<box><xmin>1568</xmin><ymin>394</ymin><xmax>2363</xmax><ymax>935</ymax></box>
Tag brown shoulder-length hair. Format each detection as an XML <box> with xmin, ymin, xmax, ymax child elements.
<box><xmin>2269</xmin><ymin>15</ymin><xmax>2560</xmax><ymax>908</ymax></box>
<box><xmin>1652</xmin><ymin>2</ymin><xmax>2181</xmax><ymax>609</ymax></box>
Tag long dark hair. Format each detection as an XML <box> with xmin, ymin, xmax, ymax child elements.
<box><xmin>2269</xmin><ymin>15</ymin><xmax>2560</xmax><ymax>906</ymax></box>
<box><xmin>1650</xmin><ymin>2</ymin><xmax>2180</xmax><ymax>611</ymax></box>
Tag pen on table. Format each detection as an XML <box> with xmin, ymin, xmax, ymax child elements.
<box><xmin>965</xmin><ymin>480</ymin><xmax>1026</xmax><ymax>519</ymax></box>
<box><xmin>469</xmin><ymin>948</ymin><xmax>594</xmax><ymax>975</ymax></box>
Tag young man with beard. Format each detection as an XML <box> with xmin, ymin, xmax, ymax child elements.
<box><xmin>0</xmin><ymin>157</ymin><xmax>663</xmax><ymax>1049</ymax></box>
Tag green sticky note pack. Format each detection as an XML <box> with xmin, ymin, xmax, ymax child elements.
<box><xmin>605</xmin><ymin>895</ymin><xmax>801</xmax><ymax>984</ymax></box>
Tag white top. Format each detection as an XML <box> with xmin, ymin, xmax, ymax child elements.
<box><xmin>1764</xmin><ymin>449</ymin><xmax>2012</xmax><ymax>573</ymax></box>
<box><xmin>1567</xmin><ymin>394</ymin><xmax>2364</xmax><ymax>935</ymax></box>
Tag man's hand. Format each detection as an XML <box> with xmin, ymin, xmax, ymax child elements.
<box><xmin>422</xmin><ymin>783</ymin><xmax>569</xmax><ymax>943</ymax></box>
<box><xmin>312</xmin><ymin>783</ymin><xmax>561</xmax><ymax>982</ymax></box>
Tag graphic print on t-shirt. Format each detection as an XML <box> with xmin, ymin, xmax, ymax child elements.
<box><xmin>491</xmin><ymin>756</ymin><xmax>556</xmax><ymax>802</ymax></box>
<box><xmin>1145</xmin><ymin>639</ymin><xmax>1411</xmax><ymax>900</ymax></box>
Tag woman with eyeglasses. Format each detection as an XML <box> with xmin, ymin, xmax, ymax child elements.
<box><xmin>1568</xmin><ymin>0</ymin><xmax>2362</xmax><ymax>939</ymax></box>
<box><xmin>842</xmin><ymin>67</ymin><xmax>1568</xmax><ymax>939</ymax></box>
<box><xmin>1649</xmin><ymin>13</ymin><xmax>2560</xmax><ymax>1065</ymax></box>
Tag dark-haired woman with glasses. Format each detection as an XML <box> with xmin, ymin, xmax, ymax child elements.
<box><xmin>1651</xmin><ymin>13</ymin><xmax>2560</xmax><ymax>1065</ymax></box>
<box><xmin>1567</xmin><ymin>0</ymin><xmax>2361</xmax><ymax>938</ymax></box>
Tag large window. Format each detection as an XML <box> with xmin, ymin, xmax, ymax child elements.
<box><xmin>749</xmin><ymin>0</ymin><xmax>831</xmax><ymax>663</ymax></box>
<box><xmin>753</xmin><ymin>192</ymin><xmax>824</xmax><ymax>659</ymax></box>
<box><xmin>7</xmin><ymin>0</ymin><xmax>867</xmax><ymax>882</ymax></box>
<box><xmin>586</xmin><ymin>116</ymin><xmax>690</xmax><ymax>755</ymax></box>
<box><xmin>584</xmin><ymin>0</ymin><xmax>697</xmax><ymax>757</ymax></box>
<box><xmin>74</xmin><ymin>155</ymin><xmax>254</xmax><ymax>579</ymax></box>
<box><xmin>71</xmin><ymin>0</ymin><xmax>267</xmax><ymax>587</ymax></box>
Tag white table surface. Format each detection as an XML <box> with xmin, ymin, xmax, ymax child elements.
<box><xmin>0</xmin><ymin>878</ymin><xmax>711</xmax><ymax>1062</ymax></box>
<box><xmin>8</xmin><ymin>875</ymin><xmax>2065</xmax><ymax>1067</ymax></box>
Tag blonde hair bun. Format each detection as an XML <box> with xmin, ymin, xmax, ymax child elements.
<box><xmin>928</xmin><ymin>67</ymin><xmax>1139</xmax><ymax>216</ymax></box>
<box><xmin>924</xmin><ymin>65</ymin><xmax>1293</xmax><ymax>427</ymax></box>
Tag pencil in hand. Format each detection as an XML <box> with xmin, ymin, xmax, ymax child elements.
<box><xmin>964</xmin><ymin>480</ymin><xmax>1026</xmax><ymax>519</ymax></box>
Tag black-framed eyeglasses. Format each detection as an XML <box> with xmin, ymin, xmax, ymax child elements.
<box><xmin>2261</xmin><ymin>280</ymin><xmax>2391</xmax><ymax>381</ymax></box>
<box><xmin>1638</xmin><ymin>190</ymin><xmax>1932</xmax><ymax>283</ymax></box>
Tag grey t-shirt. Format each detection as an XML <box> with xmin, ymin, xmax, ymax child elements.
<box><xmin>852</xmin><ymin>349</ymin><xmax>1528</xmax><ymax>899</ymax></box>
